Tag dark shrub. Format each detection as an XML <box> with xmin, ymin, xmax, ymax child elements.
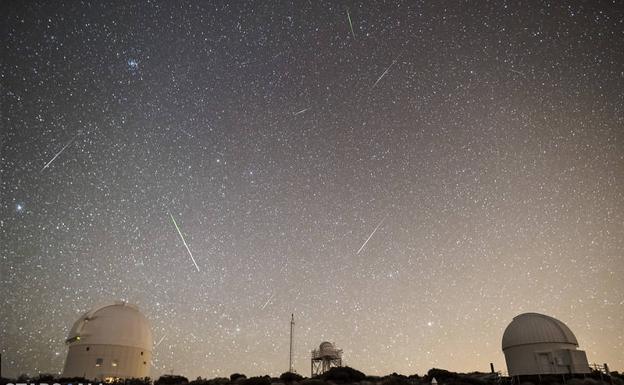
<box><xmin>155</xmin><ymin>375</ymin><xmax>189</xmax><ymax>385</ymax></box>
<box><xmin>207</xmin><ymin>378</ymin><xmax>230</xmax><ymax>385</ymax></box>
<box><xmin>122</xmin><ymin>378</ymin><xmax>152</xmax><ymax>385</ymax></box>
<box><xmin>231</xmin><ymin>374</ymin><xmax>248</xmax><ymax>382</ymax></box>
<box><xmin>242</xmin><ymin>376</ymin><xmax>271</xmax><ymax>385</ymax></box>
<box><xmin>300</xmin><ymin>379</ymin><xmax>328</xmax><ymax>385</ymax></box>
<box><xmin>189</xmin><ymin>377</ymin><xmax>210</xmax><ymax>385</ymax></box>
<box><xmin>381</xmin><ymin>373</ymin><xmax>411</xmax><ymax>385</ymax></box>
<box><xmin>280</xmin><ymin>372</ymin><xmax>304</xmax><ymax>383</ymax></box>
<box><xmin>322</xmin><ymin>367</ymin><xmax>366</xmax><ymax>384</ymax></box>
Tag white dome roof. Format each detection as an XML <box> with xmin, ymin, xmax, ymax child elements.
<box><xmin>66</xmin><ymin>301</ymin><xmax>152</xmax><ymax>351</ymax></box>
<box><xmin>320</xmin><ymin>341</ymin><xmax>334</xmax><ymax>349</ymax></box>
<box><xmin>502</xmin><ymin>312</ymin><xmax>578</xmax><ymax>350</ymax></box>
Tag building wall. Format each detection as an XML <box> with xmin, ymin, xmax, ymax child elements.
<box><xmin>503</xmin><ymin>342</ymin><xmax>589</xmax><ymax>376</ymax></box>
<box><xmin>563</xmin><ymin>349</ymin><xmax>591</xmax><ymax>374</ymax></box>
<box><xmin>62</xmin><ymin>344</ymin><xmax>151</xmax><ymax>380</ymax></box>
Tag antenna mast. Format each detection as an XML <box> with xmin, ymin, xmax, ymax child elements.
<box><xmin>289</xmin><ymin>313</ymin><xmax>295</xmax><ymax>372</ymax></box>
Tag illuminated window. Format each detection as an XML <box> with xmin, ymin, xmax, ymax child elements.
<box><xmin>112</xmin><ymin>360</ymin><xmax>118</xmax><ymax>367</ymax></box>
<box><xmin>95</xmin><ymin>358</ymin><xmax>103</xmax><ymax>367</ymax></box>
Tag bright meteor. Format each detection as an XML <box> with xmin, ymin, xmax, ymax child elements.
<box><xmin>169</xmin><ymin>213</ymin><xmax>200</xmax><ymax>272</ymax></box>
<box><xmin>371</xmin><ymin>55</ymin><xmax>401</xmax><ymax>89</ymax></box>
<box><xmin>261</xmin><ymin>292</ymin><xmax>275</xmax><ymax>310</ymax></box>
<box><xmin>347</xmin><ymin>9</ymin><xmax>356</xmax><ymax>39</ymax></box>
<box><xmin>356</xmin><ymin>216</ymin><xmax>386</xmax><ymax>254</ymax></box>
<box><xmin>41</xmin><ymin>135</ymin><xmax>77</xmax><ymax>172</ymax></box>
<box><xmin>155</xmin><ymin>334</ymin><xmax>167</xmax><ymax>347</ymax></box>
<box><xmin>293</xmin><ymin>107</ymin><xmax>310</xmax><ymax>116</ymax></box>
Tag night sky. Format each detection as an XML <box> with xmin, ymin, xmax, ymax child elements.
<box><xmin>1</xmin><ymin>0</ymin><xmax>623</xmax><ymax>379</ymax></box>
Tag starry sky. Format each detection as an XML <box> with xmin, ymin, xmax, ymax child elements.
<box><xmin>1</xmin><ymin>0</ymin><xmax>623</xmax><ymax>379</ymax></box>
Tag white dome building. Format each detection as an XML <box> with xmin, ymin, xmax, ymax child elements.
<box><xmin>62</xmin><ymin>301</ymin><xmax>152</xmax><ymax>380</ymax></box>
<box><xmin>318</xmin><ymin>342</ymin><xmax>340</xmax><ymax>359</ymax></box>
<box><xmin>311</xmin><ymin>341</ymin><xmax>343</xmax><ymax>376</ymax></box>
<box><xmin>502</xmin><ymin>313</ymin><xmax>590</xmax><ymax>377</ymax></box>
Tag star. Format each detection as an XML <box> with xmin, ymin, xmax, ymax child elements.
<box><xmin>127</xmin><ymin>58</ymin><xmax>139</xmax><ymax>71</ymax></box>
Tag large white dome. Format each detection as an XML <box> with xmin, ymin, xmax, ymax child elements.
<box><xmin>502</xmin><ymin>312</ymin><xmax>578</xmax><ymax>350</ymax></box>
<box><xmin>66</xmin><ymin>301</ymin><xmax>152</xmax><ymax>351</ymax></box>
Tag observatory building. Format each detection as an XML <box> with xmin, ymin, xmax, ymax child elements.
<box><xmin>502</xmin><ymin>313</ymin><xmax>590</xmax><ymax>377</ymax></box>
<box><xmin>311</xmin><ymin>341</ymin><xmax>343</xmax><ymax>376</ymax></box>
<box><xmin>62</xmin><ymin>301</ymin><xmax>152</xmax><ymax>381</ymax></box>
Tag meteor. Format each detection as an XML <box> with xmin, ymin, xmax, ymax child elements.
<box><xmin>356</xmin><ymin>216</ymin><xmax>386</xmax><ymax>255</ymax></box>
<box><xmin>371</xmin><ymin>55</ymin><xmax>401</xmax><ymax>89</ymax></box>
<box><xmin>261</xmin><ymin>292</ymin><xmax>275</xmax><ymax>310</ymax></box>
<box><xmin>155</xmin><ymin>334</ymin><xmax>166</xmax><ymax>347</ymax></box>
<box><xmin>41</xmin><ymin>135</ymin><xmax>78</xmax><ymax>172</ymax></box>
<box><xmin>169</xmin><ymin>213</ymin><xmax>200</xmax><ymax>272</ymax></box>
<box><xmin>347</xmin><ymin>9</ymin><xmax>356</xmax><ymax>39</ymax></box>
<box><xmin>293</xmin><ymin>107</ymin><xmax>310</xmax><ymax>116</ymax></box>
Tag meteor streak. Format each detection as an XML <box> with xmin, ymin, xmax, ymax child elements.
<box><xmin>41</xmin><ymin>135</ymin><xmax>77</xmax><ymax>172</ymax></box>
<box><xmin>347</xmin><ymin>9</ymin><xmax>356</xmax><ymax>39</ymax></box>
<box><xmin>293</xmin><ymin>107</ymin><xmax>310</xmax><ymax>116</ymax></box>
<box><xmin>261</xmin><ymin>292</ymin><xmax>275</xmax><ymax>310</ymax></box>
<box><xmin>169</xmin><ymin>213</ymin><xmax>200</xmax><ymax>272</ymax></box>
<box><xmin>356</xmin><ymin>216</ymin><xmax>386</xmax><ymax>254</ymax></box>
<box><xmin>371</xmin><ymin>55</ymin><xmax>401</xmax><ymax>89</ymax></box>
<box><xmin>155</xmin><ymin>334</ymin><xmax>167</xmax><ymax>347</ymax></box>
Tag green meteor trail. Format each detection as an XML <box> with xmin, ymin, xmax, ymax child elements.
<box><xmin>347</xmin><ymin>9</ymin><xmax>356</xmax><ymax>39</ymax></box>
<box><xmin>169</xmin><ymin>213</ymin><xmax>200</xmax><ymax>272</ymax></box>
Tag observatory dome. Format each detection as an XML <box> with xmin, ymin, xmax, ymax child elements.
<box><xmin>62</xmin><ymin>301</ymin><xmax>152</xmax><ymax>380</ymax></box>
<box><xmin>320</xmin><ymin>341</ymin><xmax>334</xmax><ymax>350</ymax></box>
<box><xmin>66</xmin><ymin>301</ymin><xmax>152</xmax><ymax>350</ymax></box>
<box><xmin>502</xmin><ymin>312</ymin><xmax>578</xmax><ymax>350</ymax></box>
<box><xmin>311</xmin><ymin>341</ymin><xmax>343</xmax><ymax>376</ymax></box>
<box><xmin>501</xmin><ymin>312</ymin><xmax>589</xmax><ymax>376</ymax></box>
<box><xmin>319</xmin><ymin>341</ymin><xmax>336</xmax><ymax>357</ymax></box>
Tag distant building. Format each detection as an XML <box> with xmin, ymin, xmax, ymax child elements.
<box><xmin>502</xmin><ymin>312</ymin><xmax>590</xmax><ymax>377</ymax></box>
<box><xmin>311</xmin><ymin>341</ymin><xmax>343</xmax><ymax>376</ymax></box>
<box><xmin>62</xmin><ymin>301</ymin><xmax>152</xmax><ymax>381</ymax></box>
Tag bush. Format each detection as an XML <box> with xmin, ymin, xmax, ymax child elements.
<box><xmin>208</xmin><ymin>378</ymin><xmax>230</xmax><ymax>385</ymax></box>
<box><xmin>322</xmin><ymin>367</ymin><xmax>366</xmax><ymax>384</ymax></box>
<box><xmin>156</xmin><ymin>375</ymin><xmax>189</xmax><ymax>385</ymax></box>
<box><xmin>122</xmin><ymin>378</ymin><xmax>152</xmax><ymax>385</ymax></box>
<box><xmin>242</xmin><ymin>376</ymin><xmax>271</xmax><ymax>385</ymax></box>
<box><xmin>280</xmin><ymin>372</ymin><xmax>304</xmax><ymax>383</ymax></box>
<box><xmin>300</xmin><ymin>379</ymin><xmax>328</xmax><ymax>385</ymax></box>
<box><xmin>381</xmin><ymin>374</ymin><xmax>411</xmax><ymax>385</ymax></box>
<box><xmin>231</xmin><ymin>374</ymin><xmax>248</xmax><ymax>382</ymax></box>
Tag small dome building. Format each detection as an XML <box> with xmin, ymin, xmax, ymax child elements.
<box><xmin>318</xmin><ymin>342</ymin><xmax>340</xmax><ymax>359</ymax></box>
<box><xmin>502</xmin><ymin>313</ymin><xmax>590</xmax><ymax>376</ymax></box>
<box><xmin>62</xmin><ymin>301</ymin><xmax>152</xmax><ymax>380</ymax></box>
<box><xmin>311</xmin><ymin>341</ymin><xmax>343</xmax><ymax>376</ymax></box>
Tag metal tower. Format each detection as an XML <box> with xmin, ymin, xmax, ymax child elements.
<box><xmin>289</xmin><ymin>314</ymin><xmax>295</xmax><ymax>373</ymax></box>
